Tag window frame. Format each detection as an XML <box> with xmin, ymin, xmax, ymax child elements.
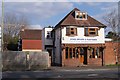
<box><xmin>84</xmin><ymin>28</ymin><xmax>98</xmax><ymax>36</ymax></box>
<box><xmin>65</xmin><ymin>47</ymin><xmax>80</xmax><ymax>59</ymax></box>
<box><xmin>66</xmin><ymin>26</ymin><xmax>77</xmax><ymax>36</ymax></box>
<box><xmin>75</xmin><ymin>11</ymin><xmax>87</xmax><ymax>20</ymax></box>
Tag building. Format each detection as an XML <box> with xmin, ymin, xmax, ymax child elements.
<box><xmin>21</xmin><ymin>8</ymin><xmax>119</xmax><ymax>67</ymax></box>
<box><xmin>51</xmin><ymin>8</ymin><xmax>107</xmax><ymax>67</ymax></box>
<box><xmin>20</xmin><ymin>29</ymin><xmax>42</xmax><ymax>51</ymax></box>
<box><xmin>42</xmin><ymin>27</ymin><xmax>54</xmax><ymax>65</ymax></box>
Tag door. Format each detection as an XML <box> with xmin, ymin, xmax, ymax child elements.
<box><xmin>79</xmin><ymin>47</ymin><xmax>87</xmax><ymax>65</ymax></box>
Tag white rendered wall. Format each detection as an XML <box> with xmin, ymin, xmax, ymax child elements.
<box><xmin>42</xmin><ymin>28</ymin><xmax>53</xmax><ymax>50</ymax></box>
<box><xmin>61</xmin><ymin>26</ymin><xmax>105</xmax><ymax>44</ymax></box>
<box><xmin>44</xmin><ymin>28</ymin><xmax>53</xmax><ymax>45</ymax></box>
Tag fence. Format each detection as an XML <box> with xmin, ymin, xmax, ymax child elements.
<box><xmin>2</xmin><ymin>51</ymin><xmax>49</xmax><ymax>71</ymax></box>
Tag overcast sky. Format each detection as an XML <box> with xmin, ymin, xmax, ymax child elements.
<box><xmin>0</xmin><ymin>1</ymin><xmax>119</xmax><ymax>30</ymax></box>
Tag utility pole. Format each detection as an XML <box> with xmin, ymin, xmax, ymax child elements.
<box><xmin>1</xmin><ymin>0</ymin><xmax>4</xmax><ymax>52</ymax></box>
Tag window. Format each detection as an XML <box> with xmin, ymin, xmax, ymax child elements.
<box><xmin>65</xmin><ymin>47</ymin><xmax>80</xmax><ymax>59</ymax></box>
<box><xmin>75</xmin><ymin>11</ymin><xmax>87</xmax><ymax>20</ymax></box>
<box><xmin>66</xmin><ymin>27</ymin><xmax>77</xmax><ymax>36</ymax></box>
<box><xmin>46</xmin><ymin>31</ymin><xmax>51</xmax><ymax>39</ymax></box>
<box><xmin>85</xmin><ymin>28</ymin><xmax>98</xmax><ymax>36</ymax></box>
<box><xmin>89</xmin><ymin>47</ymin><xmax>102</xmax><ymax>58</ymax></box>
<box><xmin>65</xmin><ymin>47</ymin><xmax>69</xmax><ymax>59</ymax></box>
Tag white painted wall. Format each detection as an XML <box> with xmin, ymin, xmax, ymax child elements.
<box><xmin>42</xmin><ymin>28</ymin><xmax>53</xmax><ymax>50</ymax></box>
<box><xmin>61</xmin><ymin>26</ymin><xmax>105</xmax><ymax>44</ymax></box>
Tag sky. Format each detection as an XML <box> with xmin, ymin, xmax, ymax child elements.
<box><xmin>0</xmin><ymin>1</ymin><xmax>119</xmax><ymax>31</ymax></box>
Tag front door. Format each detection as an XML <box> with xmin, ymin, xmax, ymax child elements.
<box><xmin>79</xmin><ymin>47</ymin><xmax>87</xmax><ymax>65</ymax></box>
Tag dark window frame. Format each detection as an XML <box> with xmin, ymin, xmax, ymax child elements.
<box><xmin>66</xmin><ymin>27</ymin><xmax>77</xmax><ymax>36</ymax></box>
<box><xmin>85</xmin><ymin>28</ymin><xmax>98</xmax><ymax>36</ymax></box>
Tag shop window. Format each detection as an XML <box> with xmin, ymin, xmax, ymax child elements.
<box><xmin>66</xmin><ymin>27</ymin><xmax>77</xmax><ymax>36</ymax></box>
<box><xmin>65</xmin><ymin>47</ymin><xmax>69</xmax><ymax>59</ymax></box>
<box><xmin>65</xmin><ymin>47</ymin><xmax>80</xmax><ymax>59</ymax></box>
<box><xmin>89</xmin><ymin>48</ymin><xmax>95</xmax><ymax>58</ymax></box>
<box><xmin>85</xmin><ymin>28</ymin><xmax>98</xmax><ymax>36</ymax></box>
<box><xmin>73</xmin><ymin>48</ymin><xmax>75</xmax><ymax>58</ymax></box>
<box><xmin>89</xmin><ymin>47</ymin><xmax>102</xmax><ymax>58</ymax></box>
<box><xmin>69</xmin><ymin>48</ymin><xmax>72</xmax><ymax>58</ymax></box>
<box><xmin>95</xmin><ymin>48</ymin><xmax>100</xmax><ymax>58</ymax></box>
<box><xmin>75</xmin><ymin>48</ymin><xmax>79</xmax><ymax>58</ymax></box>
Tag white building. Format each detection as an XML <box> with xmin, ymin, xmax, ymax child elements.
<box><xmin>42</xmin><ymin>8</ymin><xmax>107</xmax><ymax>67</ymax></box>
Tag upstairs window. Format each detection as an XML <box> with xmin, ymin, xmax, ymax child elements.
<box><xmin>66</xmin><ymin>27</ymin><xmax>77</xmax><ymax>36</ymax></box>
<box><xmin>46</xmin><ymin>31</ymin><xmax>51</xmax><ymax>39</ymax></box>
<box><xmin>85</xmin><ymin>28</ymin><xmax>98</xmax><ymax>36</ymax></box>
<box><xmin>75</xmin><ymin>11</ymin><xmax>87</xmax><ymax>20</ymax></box>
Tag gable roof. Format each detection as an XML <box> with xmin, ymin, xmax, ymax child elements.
<box><xmin>20</xmin><ymin>29</ymin><xmax>42</xmax><ymax>40</ymax></box>
<box><xmin>55</xmin><ymin>8</ymin><xmax>106</xmax><ymax>29</ymax></box>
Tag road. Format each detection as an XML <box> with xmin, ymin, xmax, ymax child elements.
<box><xmin>2</xmin><ymin>67</ymin><xmax>119</xmax><ymax>79</ymax></box>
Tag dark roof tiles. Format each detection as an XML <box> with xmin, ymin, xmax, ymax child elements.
<box><xmin>20</xmin><ymin>29</ymin><xmax>42</xmax><ymax>40</ymax></box>
<box><xmin>55</xmin><ymin>8</ymin><xmax>106</xmax><ymax>28</ymax></box>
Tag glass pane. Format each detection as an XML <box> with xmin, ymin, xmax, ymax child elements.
<box><xmin>66</xmin><ymin>28</ymin><xmax>70</xmax><ymax>35</ymax></box>
<box><xmin>89</xmin><ymin>32</ymin><xmax>96</xmax><ymax>35</ymax></box>
<box><xmin>89</xmin><ymin>28</ymin><xmax>95</xmax><ymax>31</ymax></box>
<box><xmin>71</xmin><ymin>31</ymin><xmax>74</xmax><ymax>34</ymax></box>
<box><xmin>65</xmin><ymin>47</ymin><xmax>68</xmax><ymax>59</ymax></box>
<box><xmin>73</xmin><ymin>48</ymin><xmax>75</xmax><ymax>58</ymax></box>
<box><xmin>71</xmin><ymin>28</ymin><xmax>74</xmax><ymax>30</ymax></box>
<box><xmin>85</xmin><ymin>28</ymin><xmax>88</xmax><ymax>35</ymax></box>
<box><xmin>83</xmin><ymin>14</ymin><xmax>86</xmax><ymax>19</ymax></box>
<box><xmin>69</xmin><ymin>48</ymin><xmax>72</xmax><ymax>58</ymax></box>
<box><xmin>76</xmin><ymin>48</ymin><xmax>79</xmax><ymax>58</ymax></box>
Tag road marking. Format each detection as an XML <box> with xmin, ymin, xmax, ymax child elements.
<box><xmin>88</xmin><ymin>74</ymin><xmax>98</xmax><ymax>77</ymax></box>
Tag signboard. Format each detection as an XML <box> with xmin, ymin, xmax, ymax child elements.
<box><xmin>62</xmin><ymin>37</ymin><xmax>105</xmax><ymax>44</ymax></box>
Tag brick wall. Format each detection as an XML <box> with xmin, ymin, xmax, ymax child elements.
<box><xmin>22</xmin><ymin>40</ymin><xmax>42</xmax><ymax>50</ymax></box>
<box><xmin>88</xmin><ymin>58</ymin><xmax>102</xmax><ymax>66</ymax></box>
<box><xmin>64</xmin><ymin>58</ymin><xmax>80</xmax><ymax>67</ymax></box>
<box><xmin>104</xmin><ymin>41</ymin><xmax>119</xmax><ymax>65</ymax></box>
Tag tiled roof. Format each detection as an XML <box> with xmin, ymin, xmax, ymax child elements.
<box><xmin>55</xmin><ymin>8</ymin><xmax>106</xmax><ymax>28</ymax></box>
<box><xmin>20</xmin><ymin>29</ymin><xmax>42</xmax><ymax>40</ymax></box>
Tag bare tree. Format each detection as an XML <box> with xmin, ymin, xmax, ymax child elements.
<box><xmin>103</xmin><ymin>9</ymin><xmax>119</xmax><ymax>35</ymax></box>
<box><xmin>103</xmin><ymin>9</ymin><xmax>120</xmax><ymax>64</ymax></box>
<box><xmin>4</xmin><ymin>13</ymin><xmax>29</xmax><ymax>37</ymax></box>
<box><xmin>3</xmin><ymin>12</ymin><xmax>29</xmax><ymax>50</ymax></box>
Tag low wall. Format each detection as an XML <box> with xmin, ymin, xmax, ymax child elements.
<box><xmin>64</xmin><ymin>58</ymin><xmax>80</xmax><ymax>67</ymax></box>
<box><xmin>88</xmin><ymin>58</ymin><xmax>102</xmax><ymax>66</ymax></box>
<box><xmin>2</xmin><ymin>51</ymin><xmax>49</xmax><ymax>71</ymax></box>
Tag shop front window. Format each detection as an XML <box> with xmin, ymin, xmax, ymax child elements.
<box><xmin>65</xmin><ymin>47</ymin><xmax>80</xmax><ymax>59</ymax></box>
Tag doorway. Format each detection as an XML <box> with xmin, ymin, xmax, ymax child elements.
<box><xmin>83</xmin><ymin>47</ymin><xmax>87</xmax><ymax>65</ymax></box>
<box><xmin>46</xmin><ymin>48</ymin><xmax>53</xmax><ymax>66</ymax></box>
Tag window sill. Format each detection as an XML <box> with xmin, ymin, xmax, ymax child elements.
<box><xmin>84</xmin><ymin>35</ymin><xmax>98</xmax><ymax>37</ymax></box>
<box><xmin>66</xmin><ymin>34</ymin><xmax>77</xmax><ymax>36</ymax></box>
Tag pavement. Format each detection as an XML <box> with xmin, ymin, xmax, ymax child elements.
<box><xmin>1</xmin><ymin>66</ymin><xmax>120</xmax><ymax>79</ymax></box>
<box><xmin>48</xmin><ymin>66</ymin><xmax>119</xmax><ymax>71</ymax></box>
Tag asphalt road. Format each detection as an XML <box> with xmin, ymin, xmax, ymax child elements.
<box><xmin>2</xmin><ymin>67</ymin><xmax>119</xmax><ymax>78</ymax></box>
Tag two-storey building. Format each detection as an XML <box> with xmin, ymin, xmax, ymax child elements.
<box><xmin>51</xmin><ymin>8</ymin><xmax>107</xmax><ymax>67</ymax></box>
